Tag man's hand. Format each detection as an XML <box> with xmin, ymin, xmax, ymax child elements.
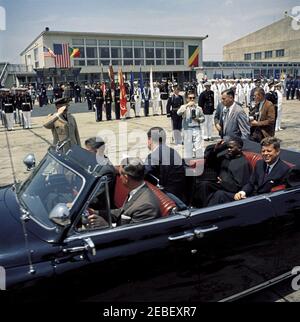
<box><xmin>57</xmin><ymin>105</ymin><xmax>67</xmax><ymax>116</ymax></box>
<box><xmin>234</xmin><ymin>191</ymin><xmax>246</xmax><ymax>201</ymax></box>
<box><xmin>215</xmin><ymin>124</ymin><xmax>222</xmax><ymax>132</ymax></box>
<box><xmin>251</xmin><ymin>120</ymin><xmax>258</xmax><ymax>126</ymax></box>
<box><xmin>87</xmin><ymin>214</ymin><xmax>108</xmax><ymax>228</ymax></box>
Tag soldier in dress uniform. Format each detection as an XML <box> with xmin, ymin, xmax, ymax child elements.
<box><xmin>133</xmin><ymin>82</ymin><xmax>142</xmax><ymax>117</ymax></box>
<box><xmin>166</xmin><ymin>86</ymin><xmax>184</xmax><ymax>145</ymax></box>
<box><xmin>198</xmin><ymin>82</ymin><xmax>215</xmax><ymax>141</ymax></box>
<box><xmin>74</xmin><ymin>83</ymin><xmax>82</xmax><ymax>103</ymax></box>
<box><xmin>114</xmin><ymin>83</ymin><xmax>121</xmax><ymax>120</ymax></box>
<box><xmin>19</xmin><ymin>89</ymin><xmax>33</xmax><ymax>129</ymax></box>
<box><xmin>85</xmin><ymin>85</ymin><xmax>95</xmax><ymax>111</ymax></box>
<box><xmin>94</xmin><ymin>84</ymin><xmax>104</xmax><ymax>122</ymax></box>
<box><xmin>104</xmin><ymin>83</ymin><xmax>112</xmax><ymax>121</ymax></box>
<box><xmin>160</xmin><ymin>80</ymin><xmax>169</xmax><ymax>115</ymax></box>
<box><xmin>152</xmin><ymin>82</ymin><xmax>161</xmax><ymax>116</ymax></box>
<box><xmin>286</xmin><ymin>77</ymin><xmax>292</xmax><ymax>100</ymax></box>
<box><xmin>2</xmin><ymin>89</ymin><xmax>15</xmax><ymax>131</ymax></box>
<box><xmin>143</xmin><ymin>82</ymin><xmax>151</xmax><ymax>117</ymax></box>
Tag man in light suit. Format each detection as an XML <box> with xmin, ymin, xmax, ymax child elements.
<box><xmin>88</xmin><ymin>157</ymin><xmax>161</xmax><ymax>228</ymax></box>
<box><xmin>235</xmin><ymin>137</ymin><xmax>290</xmax><ymax>200</ymax></box>
<box><xmin>219</xmin><ymin>89</ymin><xmax>250</xmax><ymax>140</ymax></box>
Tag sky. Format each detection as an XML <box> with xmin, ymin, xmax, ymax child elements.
<box><xmin>0</xmin><ymin>0</ymin><xmax>298</xmax><ymax>63</ymax></box>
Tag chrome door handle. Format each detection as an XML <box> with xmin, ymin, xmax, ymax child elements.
<box><xmin>194</xmin><ymin>225</ymin><xmax>218</xmax><ymax>238</ymax></box>
<box><xmin>168</xmin><ymin>232</ymin><xmax>195</xmax><ymax>242</ymax></box>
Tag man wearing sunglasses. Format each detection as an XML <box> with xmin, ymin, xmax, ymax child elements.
<box><xmin>177</xmin><ymin>92</ymin><xmax>205</xmax><ymax>159</ymax></box>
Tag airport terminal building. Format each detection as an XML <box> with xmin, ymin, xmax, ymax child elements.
<box><xmin>18</xmin><ymin>29</ymin><xmax>206</xmax><ymax>85</ymax></box>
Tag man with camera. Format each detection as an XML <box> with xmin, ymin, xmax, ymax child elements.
<box><xmin>177</xmin><ymin>92</ymin><xmax>205</xmax><ymax>159</ymax></box>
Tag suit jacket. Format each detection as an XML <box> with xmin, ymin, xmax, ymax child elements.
<box><xmin>43</xmin><ymin>111</ymin><xmax>81</xmax><ymax>152</ymax></box>
<box><xmin>242</xmin><ymin>158</ymin><xmax>290</xmax><ymax>196</ymax></box>
<box><xmin>111</xmin><ymin>184</ymin><xmax>160</xmax><ymax>225</ymax></box>
<box><xmin>251</xmin><ymin>100</ymin><xmax>275</xmax><ymax>142</ymax></box>
<box><xmin>219</xmin><ymin>154</ymin><xmax>251</xmax><ymax>193</ymax></box>
<box><xmin>145</xmin><ymin>144</ymin><xmax>186</xmax><ymax>201</ymax></box>
<box><xmin>222</xmin><ymin>103</ymin><xmax>250</xmax><ymax>139</ymax></box>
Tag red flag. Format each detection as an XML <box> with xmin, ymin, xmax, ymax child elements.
<box><xmin>118</xmin><ymin>68</ymin><xmax>127</xmax><ymax>117</ymax></box>
<box><xmin>108</xmin><ymin>65</ymin><xmax>115</xmax><ymax>90</ymax></box>
<box><xmin>101</xmin><ymin>82</ymin><xmax>106</xmax><ymax>95</ymax></box>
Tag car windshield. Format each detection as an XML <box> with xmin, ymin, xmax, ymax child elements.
<box><xmin>19</xmin><ymin>155</ymin><xmax>84</xmax><ymax>228</ymax></box>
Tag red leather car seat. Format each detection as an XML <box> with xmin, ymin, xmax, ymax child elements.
<box><xmin>113</xmin><ymin>175</ymin><xmax>176</xmax><ymax>217</ymax></box>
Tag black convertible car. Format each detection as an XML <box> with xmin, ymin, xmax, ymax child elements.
<box><xmin>1</xmin><ymin>143</ymin><xmax>300</xmax><ymax>302</ymax></box>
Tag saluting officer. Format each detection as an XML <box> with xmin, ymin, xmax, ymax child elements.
<box><xmin>43</xmin><ymin>97</ymin><xmax>81</xmax><ymax>153</ymax></box>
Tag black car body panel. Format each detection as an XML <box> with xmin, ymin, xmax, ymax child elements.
<box><xmin>1</xmin><ymin>143</ymin><xmax>300</xmax><ymax>301</ymax></box>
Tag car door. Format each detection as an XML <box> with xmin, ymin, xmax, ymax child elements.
<box><xmin>268</xmin><ymin>187</ymin><xmax>300</xmax><ymax>278</ymax></box>
<box><xmin>187</xmin><ymin>196</ymin><xmax>278</xmax><ymax>301</ymax></box>
<box><xmin>52</xmin><ymin>211</ymin><xmax>202</xmax><ymax>302</ymax></box>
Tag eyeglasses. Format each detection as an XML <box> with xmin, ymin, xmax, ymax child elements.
<box><xmin>188</xmin><ymin>97</ymin><xmax>195</xmax><ymax>100</ymax></box>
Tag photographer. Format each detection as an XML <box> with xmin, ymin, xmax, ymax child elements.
<box><xmin>177</xmin><ymin>92</ymin><xmax>205</xmax><ymax>159</ymax></box>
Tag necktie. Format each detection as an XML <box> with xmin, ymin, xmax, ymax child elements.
<box><xmin>264</xmin><ymin>165</ymin><xmax>271</xmax><ymax>180</ymax></box>
<box><xmin>223</xmin><ymin>109</ymin><xmax>229</xmax><ymax>131</ymax></box>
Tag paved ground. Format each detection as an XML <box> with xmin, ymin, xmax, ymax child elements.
<box><xmin>1</xmin><ymin>98</ymin><xmax>300</xmax><ymax>301</ymax></box>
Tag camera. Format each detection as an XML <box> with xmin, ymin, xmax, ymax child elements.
<box><xmin>191</xmin><ymin>107</ymin><xmax>197</xmax><ymax>119</ymax></box>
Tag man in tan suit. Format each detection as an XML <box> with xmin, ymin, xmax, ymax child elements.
<box><xmin>43</xmin><ymin>97</ymin><xmax>81</xmax><ymax>152</ymax></box>
<box><xmin>250</xmin><ymin>88</ymin><xmax>275</xmax><ymax>143</ymax></box>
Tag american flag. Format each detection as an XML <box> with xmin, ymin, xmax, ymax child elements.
<box><xmin>53</xmin><ymin>43</ymin><xmax>71</xmax><ymax>68</ymax></box>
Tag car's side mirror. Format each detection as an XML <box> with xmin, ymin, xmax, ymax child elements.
<box><xmin>49</xmin><ymin>203</ymin><xmax>71</xmax><ymax>227</ymax></box>
<box><xmin>23</xmin><ymin>154</ymin><xmax>36</xmax><ymax>171</ymax></box>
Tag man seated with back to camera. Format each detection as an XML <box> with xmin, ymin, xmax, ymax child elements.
<box><xmin>84</xmin><ymin>137</ymin><xmax>116</xmax><ymax>211</ymax></box>
<box><xmin>234</xmin><ymin>137</ymin><xmax>290</xmax><ymax>201</ymax></box>
<box><xmin>144</xmin><ymin>127</ymin><xmax>187</xmax><ymax>203</ymax></box>
<box><xmin>87</xmin><ymin>157</ymin><xmax>161</xmax><ymax>229</ymax></box>
<box><xmin>193</xmin><ymin>136</ymin><xmax>251</xmax><ymax>208</ymax></box>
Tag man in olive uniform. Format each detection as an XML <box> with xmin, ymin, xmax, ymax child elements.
<box><xmin>43</xmin><ymin>97</ymin><xmax>81</xmax><ymax>152</ymax></box>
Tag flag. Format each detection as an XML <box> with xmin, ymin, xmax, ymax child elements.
<box><xmin>118</xmin><ymin>68</ymin><xmax>127</xmax><ymax>117</ymax></box>
<box><xmin>139</xmin><ymin>66</ymin><xmax>144</xmax><ymax>94</ymax></box>
<box><xmin>69</xmin><ymin>47</ymin><xmax>80</xmax><ymax>58</ymax></box>
<box><xmin>53</xmin><ymin>43</ymin><xmax>71</xmax><ymax>68</ymax></box>
<box><xmin>100</xmin><ymin>64</ymin><xmax>104</xmax><ymax>83</ymax></box>
<box><xmin>130</xmin><ymin>70</ymin><xmax>134</xmax><ymax>98</ymax></box>
<box><xmin>150</xmin><ymin>66</ymin><xmax>154</xmax><ymax>98</ymax></box>
<box><xmin>43</xmin><ymin>46</ymin><xmax>56</xmax><ymax>58</ymax></box>
<box><xmin>188</xmin><ymin>46</ymin><xmax>200</xmax><ymax>67</ymax></box>
<box><xmin>108</xmin><ymin>65</ymin><xmax>115</xmax><ymax>90</ymax></box>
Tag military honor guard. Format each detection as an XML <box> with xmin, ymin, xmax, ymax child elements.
<box><xmin>133</xmin><ymin>82</ymin><xmax>142</xmax><ymax>117</ymax></box>
<box><xmin>19</xmin><ymin>89</ymin><xmax>33</xmax><ymax>129</ymax></box>
<box><xmin>143</xmin><ymin>83</ymin><xmax>151</xmax><ymax>117</ymax></box>
<box><xmin>2</xmin><ymin>89</ymin><xmax>15</xmax><ymax>131</ymax></box>
<box><xmin>152</xmin><ymin>83</ymin><xmax>161</xmax><ymax>116</ymax></box>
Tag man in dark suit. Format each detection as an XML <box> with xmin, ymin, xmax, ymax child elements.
<box><xmin>250</xmin><ymin>88</ymin><xmax>276</xmax><ymax>143</ymax></box>
<box><xmin>235</xmin><ymin>137</ymin><xmax>290</xmax><ymax>200</ymax></box>
<box><xmin>88</xmin><ymin>157</ymin><xmax>160</xmax><ymax>228</ymax></box>
<box><xmin>166</xmin><ymin>86</ymin><xmax>184</xmax><ymax>145</ymax></box>
<box><xmin>193</xmin><ymin>137</ymin><xmax>251</xmax><ymax>207</ymax></box>
<box><xmin>145</xmin><ymin>127</ymin><xmax>186</xmax><ymax>202</ymax></box>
